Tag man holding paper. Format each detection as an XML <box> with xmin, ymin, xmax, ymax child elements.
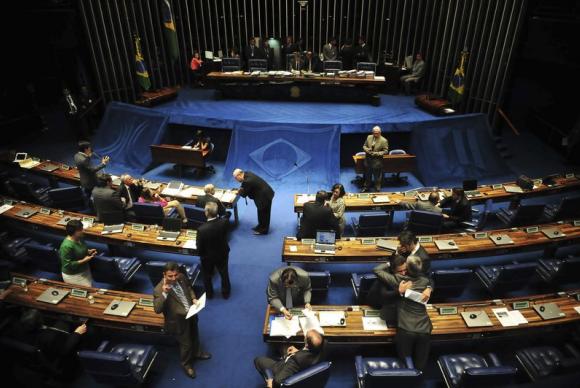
<box><xmin>267</xmin><ymin>267</ymin><xmax>312</xmax><ymax>320</ymax></box>
<box><xmin>153</xmin><ymin>262</ymin><xmax>211</xmax><ymax>379</ymax></box>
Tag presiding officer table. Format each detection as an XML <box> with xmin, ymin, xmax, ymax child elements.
<box><xmin>1</xmin><ymin>273</ymin><xmax>164</xmax><ymax>333</ymax></box>
<box><xmin>150</xmin><ymin>144</ymin><xmax>207</xmax><ymax>176</ymax></box>
<box><xmin>352</xmin><ymin>153</ymin><xmax>417</xmax><ymax>176</ymax></box>
<box><xmin>262</xmin><ymin>290</ymin><xmax>580</xmax><ymax>344</ymax></box>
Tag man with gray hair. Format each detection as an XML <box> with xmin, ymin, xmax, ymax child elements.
<box><xmin>233</xmin><ymin>168</ymin><xmax>275</xmax><ymax>235</ymax></box>
<box><xmin>196</xmin><ymin>183</ymin><xmax>227</xmax><ymax>217</ymax></box>
<box><xmin>362</xmin><ymin>126</ymin><xmax>389</xmax><ymax>192</ymax></box>
<box><xmin>196</xmin><ymin>202</ymin><xmax>231</xmax><ymax>298</ymax></box>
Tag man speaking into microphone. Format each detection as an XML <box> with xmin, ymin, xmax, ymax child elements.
<box><xmin>74</xmin><ymin>140</ymin><xmax>109</xmax><ymax>196</ymax></box>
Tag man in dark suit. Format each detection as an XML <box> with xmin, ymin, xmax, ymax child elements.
<box><xmin>254</xmin><ymin>329</ymin><xmax>324</xmax><ymax>388</ymax></box>
<box><xmin>298</xmin><ymin>190</ymin><xmax>339</xmax><ymax>239</ymax></box>
<box><xmin>397</xmin><ymin>230</ymin><xmax>431</xmax><ymax>274</ymax></box>
<box><xmin>262</xmin><ymin>39</ymin><xmax>274</xmax><ymax>70</ymax></box>
<box><xmin>117</xmin><ymin>174</ymin><xmax>143</xmax><ymax>220</ymax></box>
<box><xmin>355</xmin><ymin>35</ymin><xmax>371</xmax><ymax>64</ymax></box>
<box><xmin>74</xmin><ymin>141</ymin><xmax>109</xmax><ymax>196</ymax></box>
<box><xmin>303</xmin><ymin>51</ymin><xmax>321</xmax><ymax>73</ymax></box>
<box><xmin>91</xmin><ymin>174</ymin><xmax>125</xmax><ymax>224</ymax></box>
<box><xmin>439</xmin><ymin>187</ymin><xmax>472</xmax><ymax>230</ymax></box>
<box><xmin>153</xmin><ymin>262</ymin><xmax>211</xmax><ymax>379</ymax></box>
<box><xmin>244</xmin><ymin>37</ymin><xmax>261</xmax><ymax>69</ymax></box>
<box><xmin>267</xmin><ymin>266</ymin><xmax>312</xmax><ymax>320</ymax></box>
<box><xmin>196</xmin><ymin>183</ymin><xmax>228</xmax><ymax>218</ymax></box>
<box><xmin>233</xmin><ymin>168</ymin><xmax>275</xmax><ymax>235</ymax></box>
<box><xmin>340</xmin><ymin>39</ymin><xmax>356</xmax><ymax>70</ymax></box>
<box><xmin>196</xmin><ymin>203</ymin><xmax>231</xmax><ymax>299</ymax></box>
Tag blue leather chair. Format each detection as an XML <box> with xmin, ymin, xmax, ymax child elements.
<box><xmin>438</xmin><ymin>352</ymin><xmax>517</xmax><ymax>388</ymax></box>
<box><xmin>24</xmin><ymin>240</ymin><xmax>60</xmax><ymax>274</ymax></box>
<box><xmin>351</xmin><ymin>214</ymin><xmax>391</xmax><ymax>237</ymax></box>
<box><xmin>350</xmin><ymin>273</ymin><xmax>378</xmax><ymax>304</ymax></box>
<box><xmin>8</xmin><ymin>178</ymin><xmax>50</xmax><ymax>205</ymax></box>
<box><xmin>308</xmin><ymin>271</ymin><xmax>331</xmax><ymax>292</ymax></box>
<box><xmin>406</xmin><ymin>210</ymin><xmax>443</xmax><ymax>235</ymax></box>
<box><xmin>144</xmin><ymin>260</ymin><xmax>201</xmax><ymax>287</ymax></box>
<box><xmin>0</xmin><ymin>234</ymin><xmax>31</xmax><ymax>262</ymax></box>
<box><xmin>461</xmin><ymin>199</ymin><xmax>492</xmax><ymax>232</ymax></box>
<box><xmin>276</xmin><ymin>361</ymin><xmax>332</xmax><ymax>387</ymax></box>
<box><xmin>90</xmin><ymin>255</ymin><xmax>141</xmax><ymax>287</ymax></box>
<box><xmin>184</xmin><ymin>205</ymin><xmax>207</xmax><ymax>229</ymax></box>
<box><xmin>221</xmin><ymin>57</ymin><xmax>241</xmax><ymax>72</ymax></box>
<box><xmin>78</xmin><ymin>340</ymin><xmax>158</xmax><ymax>385</ymax></box>
<box><xmin>430</xmin><ymin>269</ymin><xmax>473</xmax><ymax>301</ymax></box>
<box><xmin>515</xmin><ymin>344</ymin><xmax>580</xmax><ymax>381</ymax></box>
<box><xmin>497</xmin><ymin>204</ymin><xmax>545</xmax><ymax>227</ymax></box>
<box><xmin>48</xmin><ymin>186</ymin><xmax>86</xmax><ymax>211</ymax></box>
<box><xmin>355</xmin><ymin>356</ymin><xmax>422</xmax><ymax>388</ymax></box>
<box><xmin>475</xmin><ymin>261</ymin><xmax>537</xmax><ymax>295</ymax></box>
<box><xmin>0</xmin><ymin>336</ymin><xmax>62</xmax><ymax>377</ymax></box>
<box><xmin>544</xmin><ymin>196</ymin><xmax>580</xmax><ymax>221</ymax></box>
<box><xmin>132</xmin><ymin>202</ymin><xmax>176</xmax><ymax>225</ymax></box>
<box><xmin>536</xmin><ymin>255</ymin><xmax>580</xmax><ymax>284</ymax></box>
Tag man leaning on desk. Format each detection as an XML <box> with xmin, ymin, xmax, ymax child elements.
<box><xmin>362</xmin><ymin>126</ymin><xmax>389</xmax><ymax>192</ymax></box>
<box><xmin>267</xmin><ymin>266</ymin><xmax>312</xmax><ymax>320</ymax></box>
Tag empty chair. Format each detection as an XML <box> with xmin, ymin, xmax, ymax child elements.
<box><xmin>460</xmin><ymin>199</ymin><xmax>492</xmax><ymax>233</ymax></box>
<box><xmin>475</xmin><ymin>262</ymin><xmax>537</xmax><ymax>295</ymax></box>
<box><xmin>308</xmin><ymin>271</ymin><xmax>331</xmax><ymax>293</ymax></box>
<box><xmin>350</xmin><ymin>273</ymin><xmax>378</xmax><ymax>304</ymax></box>
<box><xmin>48</xmin><ymin>186</ymin><xmax>86</xmax><ymax>211</ymax></box>
<box><xmin>405</xmin><ymin>210</ymin><xmax>443</xmax><ymax>235</ymax></box>
<box><xmin>536</xmin><ymin>255</ymin><xmax>580</xmax><ymax>284</ymax></box>
<box><xmin>496</xmin><ymin>204</ymin><xmax>545</xmax><ymax>227</ymax></box>
<box><xmin>0</xmin><ymin>336</ymin><xmax>62</xmax><ymax>379</ymax></box>
<box><xmin>356</xmin><ymin>62</ymin><xmax>377</xmax><ymax>73</ymax></box>
<box><xmin>248</xmin><ymin>59</ymin><xmax>268</xmax><ymax>72</ymax></box>
<box><xmin>132</xmin><ymin>202</ymin><xmax>176</xmax><ymax>225</ymax></box>
<box><xmin>389</xmin><ymin>149</ymin><xmax>406</xmax><ymax>155</ymax></box>
<box><xmin>355</xmin><ymin>355</ymin><xmax>422</xmax><ymax>388</ymax></box>
<box><xmin>429</xmin><ymin>269</ymin><xmax>473</xmax><ymax>301</ymax></box>
<box><xmin>221</xmin><ymin>57</ymin><xmax>241</xmax><ymax>72</ymax></box>
<box><xmin>184</xmin><ymin>205</ymin><xmax>207</xmax><ymax>229</ymax></box>
<box><xmin>78</xmin><ymin>340</ymin><xmax>158</xmax><ymax>386</ymax></box>
<box><xmin>351</xmin><ymin>214</ymin><xmax>391</xmax><ymax>237</ymax></box>
<box><xmin>90</xmin><ymin>254</ymin><xmax>141</xmax><ymax>287</ymax></box>
<box><xmin>323</xmin><ymin>60</ymin><xmax>342</xmax><ymax>72</ymax></box>
<box><xmin>278</xmin><ymin>361</ymin><xmax>332</xmax><ymax>387</ymax></box>
<box><xmin>0</xmin><ymin>234</ymin><xmax>31</xmax><ymax>262</ymax></box>
<box><xmin>144</xmin><ymin>260</ymin><xmax>201</xmax><ymax>287</ymax></box>
<box><xmin>24</xmin><ymin>240</ymin><xmax>60</xmax><ymax>274</ymax></box>
<box><xmin>8</xmin><ymin>178</ymin><xmax>50</xmax><ymax>205</ymax></box>
<box><xmin>515</xmin><ymin>344</ymin><xmax>580</xmax><ymax>381</ymax></box>
<box><xmin>544</xmin><ymin>196</ymin><xmax>580</xmax><ymax>221</ymax></box>
<box><xmin>437</xmin><ymin>352</ymin><xmax>517</xmax><ymax>388</ymax></box>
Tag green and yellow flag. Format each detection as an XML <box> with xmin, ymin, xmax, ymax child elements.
<box><xmin>448</xmin><ymin>51</ymin><xmax>468</xmax><ymax>106</ymax></box>
<box><xmin>135</xmin><ymin>36</ymin><xmax>151</xmax><ymax>91</ymax></box>
<box><xmin>162</xmin><ymin>0</ymin><xmax>179</xmax><ymax>62</ymax></box>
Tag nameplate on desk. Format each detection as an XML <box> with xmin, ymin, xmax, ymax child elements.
<box><xmin>60</xmin><ymin>164</ymin><xmax>70</xmax><ymax>170</ymax></box>
<box><xmin>12</xmin><ymin>277</ymin><xmax>27</xmax><ymax>287</ymax></box>
<box><xmin>492</xmin><ymin>184</ymin><xmax>503</xmax><ymax>190</ymax></box>
<box><xmin>301</xmin><ymin>239</ymin><xmax>315</xmax><ymax>245</ymax></box>
<box><xmin>82</xmin><ymin>217</ymin><xmax>95</xmax><ymax>227</ymax></box>
<box><xmin>185</xmin><ymin>230</ymin><xmax>197</xmax><ymax>238</ymax></box>
<box><xmin>39</xmin><ymin>207</ymin><xmax>51</xmax><ymax>215</ymax></box>
<box><xmin>525</xmin><ymin>226</ymin><xmax>539</xmax><ymax>233</ymax></box>
<box><xmin>573</xmin><ymin>220</ymin><xmax>580</xmax><ymax>227</ymax></box>
<box><xmin>473</xmin><ymin>232</ymin><xmax>488</xmax><ymax>240</ymax></box>
<box><xmin>418</xmin><ymin>236</ymin><xmax>433</xmax><ymax>243</ymax></box>
<box><xmin>512</xmin><ymin>301</ymin><xmax>530</xmax><ymax>310</ymax></box>
<box><xmin>71</xmin><ymin>288</ymin><xmax>88</xmax><ymax>298</ymax></box>
<box><xmin>97</xmin><ymin>288</ymin><xmax>108</xmax><ymax>294</ymax></box>
<box><xmin>363</xmin><ymin>309</ymin><xmax>381</xmax><ymax>317</ymax></box>
<box><xmin>357</xmin><ymin>193</ymin><xmax>370</xmax><ymax>199</ymax></box>
<box><xmin>438</xmin><ymin>306</ymin><xmax>458</xmax><ymax>315</ymax></box>
<box><xmin>131</xmin><ymin>224</ymin><xmax>146</xmax><ymax>232</ymax></box>
<box><xmin>565</xmin><ymin>173</ymin><xmax>575</xmax><ymax>179</ymax></box>
<box><xmin>575</xmin><ymin>294</ymin><xmax>580</xmax><ymax>302</ymax></box>
<box><xmin>138</xmin><ymin>298</ymin><xmax>154</xmax><ymax>307</ymax></box>
<box><xmin>404</xmin><ymin>191</ymin><xmax>418</xmax><ymax>197</ymax></box>
<box><xmin>361</xmin><ymin>238</ymin><xmax>376</xmax><ymax>245</ymax></box>
<box><xmin>289</xmin><ymin>308</ymin><xmax>305</xmax><ymax>317</ymax></box>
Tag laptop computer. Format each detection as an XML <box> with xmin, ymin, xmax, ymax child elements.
<box><xmin>56</xmin><ymin>216</ymin><xmax>81</xmax><ymax>226</ymax></box>
<box><xmin>157</xmin><ymin>217</ymin><xmax>182</xmax><ymax>241</ymax></box>
<box><xmin>490</xmin><ymin>234</ymin><xmax>514</xmax><ymax>245</ymax></box>
<box><xmin>462</xmin><ymin>179</ymin><xmax>478</xmax><ymax>191</ymax></box>
<box><xmin>101</xmin><ymin>224</ymin><xmax>124</xmax><ymax>235</ymax></box>
<box><xmin>376</xmin><ymin>239</ymin><xmax>399</xmax><ymax>252</ymax></box>
<box><xmin>314</xmin><ymin>230</ymin><xmax>336</xmax><ymax>254</ymax></box>
<box><xmin>104</xmin><ymin>300</ymin><xmax>136</xmax><ymax>317</ymax></box>
<box><xmin>533</xmin><ymin>303</ymin><xmax>565</xmax><ymax>320</ymax></box>
<box><xmin>38</xmin><ymin>163</ymin><xmax>59</xmax><ymax>172</ymax></box>
<box><xmin>434</xmin><ymin>239</ymin><xmax>459</xmax><ymax>251</ymax></box>
<box><xmin>161</xmin><ymin>181</ymin><xmax>184</xmax><ymax>196</ymax></box>
<box><xmin>504</xmin><ymin>184</ymin><xmax>524</xmax><ymax>194</ymax></box>
<box><xmin>13</xmin><ymin>152</ymin><xmax>28</xmax><ymax>162</ymax></box>
<box><xmin>16</xmin><ymin>208</ymin><xmax>38</xmax><ymax>218</ymax></box>
<box><xmin>542</xmin><ymin>228</ymin><xmax>566</xmax><ymax>239</ymax></box>
<box><xmin>461</xmin><ymin>311</ymin><xmax>493</xmax><ymax>327</ymax></box>
<box><xmin>36</xmin><ymin>287</ymin><xmax>70</xmax><ymax>304</ymax></box>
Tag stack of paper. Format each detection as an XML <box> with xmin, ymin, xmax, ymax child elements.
<box><xmin>180</xmin><ymin>187</ymin><xmax>205</xmax><ymax>197</ymax></box>
<box><xmin>270</xmin><ymin>316</ymin><xmax>301</xmax><ymax>338</ymax></box>
<box><xmin>183</xmin><ymin>240</ymin><xmax>197</xmax><ymax>250</ymax></box>
<box><xmin>318</xmin><ymin>311</ymin><xmax>346</xmax><ymax>327</ymax></box>
<box><xmin>492</xmin><ymin>308</ymin><xmax>528</xmax><ymax>327</ymax></box>
<box><xmin>372</xmin><ymin>195</ymin><xmax>390</xmax><ymax>203</ymax></box>
<box><xmin>299</xmin><ymin>309</ymin><xmax>324</xmax><ymax>335</ymax></box>
<box><xmin>362</xmin><ymin>317</ymin><xmax>388</xmax><ymax>331</ymax></box>
<box><xmin>217</xmin><ymin>191</ymin><xmax>237</xmax><ymax>202</ymax></box>
<box><xmin>296</xmin><ymin>195</ymin><xmax>315</xmax><ymax>204</ymax></box>
<box><xmin>186</xmin><ymin>293</ymin><xmax>206</xmax><ymax>319</ymax></box>
<box><xmin>0</xmin><ymin>204</ymin><xmax>14</xmax><ymax>214</ymax></box>
<box><xmin>19</xmin><ymin>160</ymin><xmax>41</xmax><ymax>169</ymax></box>
<box><xmin>405</xmin><ymin>289</ymin><xmax>427</xmax><ymax>305</ymax></box>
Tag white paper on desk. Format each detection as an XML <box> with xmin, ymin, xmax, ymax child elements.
<box><xmin>574</xmin><ymin>306</ymin><xmax>580</xmax><ymax>315</ymax></box>
<box><xmin>318</xmin><ymin>311</ymin><xmax>345</xmax><ymax>327</ymax></box>
<box><xmin>509</xmin><ymin>310</ymin><xmax>528</xmax><ymax>325</ymax></box>
<box><xmin>374</xmin><ymin>76</ymin><xmax>386</xmax><ymax>81</ymax></box>
<box><xmin>362</xmin><ymin>317</ymin><xmax>388</xmax><ymax>331</ymax></box>
<box><xmin>161</xmin><ymin>188</ymin><xmax>181</xmax><ymax>196</ymax></box>
<box><xmin>0</xmin><ymin>204</ymin><xmax>14</xmax><ymax>214</ymax></box>
<box><xmin>186</xmin><ymin>293</ymin><xmax>206</xmax><ymax>319</ymax></box>
<box><xmin>299</xmin><ymin>309</ymin><xmax>324</xmax><ymax>335</ymax></box>
<box><xmin>219</xmin><ymin>191</ymin><xmax>237</xmax><ymax>203</ymax></box>
<box><xmin>183</xmin><ymin>240</ymin><xmax>197</xmax><ymax>250</ymax></box>
<box><xmin>270</xmin><ymin>316</ymin><xmax>300</xmax><ymax>338</ymax></box>
<box><xmin>19</xmin><ymin>160</ymin><xmax>41</xmax><ymax>169</ymax></box>
<box><xmin>179</xmin><ymin>187</ymin><xmax>205</xmax><ymax>197</ymax></box>
<box><xmin>493</xmin><ymin>308</ymin><xmax>518</xmax><ymax>327</ymax></box>
<box><xmin>181</xmin><ymin>145</ymin><xmax>192</xmax><ymax>149</ymax></box>
<box><xmin>404</xmin><ymin>289</ymin><xmax>427</xmax><ymax>305</ymax></box>
<box><xmin>297</xmin><ymin>195</ymin><xmax>315</xmax><ymax>204</ymax></box>
<box><xmin>372</xmin><ymin>195</ymin><xmax>390</xmax><ymax>203</ymax></box>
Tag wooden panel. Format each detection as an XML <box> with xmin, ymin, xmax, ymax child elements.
<box><xmin>150</xmin><ymin>144</ymin><xmax>206</xmax><ymax>167</ymax></box>
<box><xmin>352</xmin><ymin>153</ymin><xmax>417</xmax><ymax>174</ymax></box>
<box><xmin>206</xmin><ymin>71</ymin><xmax>386</xmax><ymax>86</ymax></box>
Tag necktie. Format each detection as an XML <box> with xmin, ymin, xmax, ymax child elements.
<box><xmin>285</xmin><ymin>288</ymin><xmax>293</xmax><ymax>309</ymax></box>
<box><xmin>172</xmin><ymin>282</ymin><xmax>190</xmax><ymax>311</ymax></box>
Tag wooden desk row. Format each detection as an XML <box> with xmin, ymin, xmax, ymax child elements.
<box><xmin>1</xmin><ymin>156</ymin><xmax>240</xmax><ymax>222</ymax></box>
<box><xmin>207</xmin><ymin>71</ymin><xmax>386</xmax><ymax>86</ymax></box>
<box><xmin>282</xmin><ymin>220</ymin><xmax>580</xmax><ymax>264</ymax></box>
<box><xmin>263</xmin><ymin>291</ymin><xmax>580</xmax><ymax>344</ymax></box>
<box><xmin>1</xmin><ymin>273</ymin><xmax>164</xmax><ymax>333</ymax></box>
<box><xmin>293</xmin><ymin>174</ymin><xmax>580</xmax><ymax>214</ymax></box>
<box><xmin>352</xmin><ymin>153</ymin><xmax>417</xmax><ymax>175</ymax></box>
<box><xmin>0</xmin><ymin>198</ymin><xmax>199</xmax><ymax>256</ymax></box>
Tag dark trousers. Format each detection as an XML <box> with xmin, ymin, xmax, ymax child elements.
<box><xmin>201</xmin><ymin>256</ymin><xmax>231</xmax><ymax>295</ymax></box>
<box><xmin>364</xmin><ymin>157</ymin><xmax>383</xmax><ymax>191</ymax></box>
<box><xmin>256</xmin><ymin>199</ymin><xmax>273</xmax><ymax>233</ymax></box>
<box><xmin>175</xmin><ymin>316</ymin><xmax>201</xmax><ymax>369</ymax></box>
<box><xmin>395</xmin><ymin>327</ymin><xmax>431</xmax><ymax>370</ymax></box>
<box><xmin>254</xmin><ymin>356</ymin><xmax>279</xmax><ymax>381</ymax></box>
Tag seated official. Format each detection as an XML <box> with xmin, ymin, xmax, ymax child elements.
<box><xmin>355</xmin><ymin>35</ymin><xmax>371</xmax><ymax>64</ymax></box>
<box><xmin>192</xmin><ymin>129</ymin><xmax>211</xmax><ymax>157</ymax></box>
<box><xmin>139</xmin><ymin>188</ymin><xmax>188</xmax><ymax>224</ymax></box>
<box><xmin>267</xmin><ymin>266</ymin><xmax>312</xmax><ymax>320</ymax></box>
<box><xmin>298</xmin><ymin>190</ymin><xmax>340</xmax><ymax>239</ymax></box>
<box><xmin>303</xmin><ymin>51</ymin><xmax>321</xmax><ymax>73</ymax></box>
<box><xmin>244</xmin><ymin>36</ymin><xmax>262</xmax><ymax>68</ymax></box>
<box><xmin>117</xmin><ymin>174</ymin><xmax>143</xmax><ymax>219</ymax></box>
<box><xmin>400</xmin><ymin>52</ymin><xmax>426</xmax><ymax>94</ymax></box>
<box><xmin>59</xmin><ymin>219</ymin><xmax>96</xmax><ymax>287</ymax></box>
<box><xmin>374</xmin><ymin>255</ymin><xmax>432</xmax><ymax>370</ymax></box>
<box><xmin>327</xmin><ymin>183</ymin><xmax>346</xmax><ymax>235</ymax></box>
<box><xmin>340</xmin><ymin>39</ymin><xmax>356</xmax><ymax>70</ymax></box>
<box><xmin>92</xmin><ymin>174</ymin><xmax>126</xmax><ymax>223</ymax></box>
<box><xmin>397</xmin><ymin>191</ymin><xmax>442</xmax><ymax>214</ymax></box>
<box><xmin>290</xmin><ymin>51</ymin><xmax>304</xmax><ymax>72</ymax></box>
<box><xmin>74</xmin><ymin>140</ymin><xmax>109</xmax><ymax>196</ymax></box>
<box><xmin>439</xmin><ymin>187</ymin><xmax>472</xmax><ymax>229</ymax></box>
<box><xmin>362</xmin><ymin>126</ymin><xmax>389</xmax><ymax>192</ymax></box>
<box><xmin>197</xmin><ymin>184</ymin><xmax>227</xmax><ymax>217</ymax></box>
<box><xmin>254</xmin><ymin>329</ymin><xmax>324</xmax><ymax>388</ymax></box>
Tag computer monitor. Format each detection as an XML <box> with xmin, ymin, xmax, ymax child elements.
<box><xmin>204</xmin><ymin>51</ymin><xmax>214</xmax><ymax>60</ymax></box>
<box><xmin>14</xmin><ymin>152</ymin><xmax>27</xmax><ymax>162</ymax></box>
<box><xmin>404</xmin><ymin>55</ymin><xmax>413</xmax><ymax>69</ymax></box>
<box><xmin>316</xmin><ymin>230</ymin><xmax>336</xmax><ymax>244</ymax></box>
<box><xmin>462</xmin><ymin>179</ymin><xmax>478</xmax><ymax>191</ymax></box>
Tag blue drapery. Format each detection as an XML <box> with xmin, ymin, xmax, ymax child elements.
<box><xmin>92</xmin><ymin>102</ymin><xmax>169</xmax><ymax>174</ymax></box>
<box><xmin>410</xmin><ymin>114</ymin><xmax>512</xmax><ymax>186</ymax></box>
<box><xmin>224</xmin><ymin>122</ymin><xmax>340</xmax><ymax>188</ymax></box>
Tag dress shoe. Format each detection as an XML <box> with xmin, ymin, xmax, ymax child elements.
<box><xmin>251</xmin><ymin>225</ymin><xmax>260</xmax><ymax>231</ymax></box>
<box><xmin>195</xmin><ymin>352</ymin><xmax>212</xmax><ymax>360</ymax></box>
<box><xmin>222</xmin><ymin>290</ymin><xmax>231</xmax><ymax>299</ymax></box>
<box><xmin>183</xmin><ymin>367</ymin><xmax>196</xmax><ymax>378</ymax></box>
<box><xmin>253</xmin><ymin>230</ymin><xmax>267</xmax><ymax>235</ymax></box>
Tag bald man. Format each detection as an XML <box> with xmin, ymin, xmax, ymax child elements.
<box><xmin>254</xmin><ymin>330</ymin><xmax>324</xmax><ymax>388</ymax></box>
<box><xmin>233</xmin><ymin>169</ymin><xmax>275</xmax><ymax>235</ymax></box>
<box><xmin>362</xmin><ymin>126</ymin><xmax>389</xmax><ymax>192</ymax></box>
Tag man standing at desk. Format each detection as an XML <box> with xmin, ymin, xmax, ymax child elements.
<box><xmin>74</xmin><ymin>140</ymin><xmax>109</xmax><ymax>196</ymax></box>
<box><xmin>322</xmin><ymin>37</ymin><xmax>338</xmax><ymax>61</ymax></box>
<box><xmin>244</xmin><ymin>37</ymin><xmax>260</xmax><ymax>69</ymax></box>
<box><xmin>362</xmin><ymin>126</ymin><xmax>389</xmax><ymax>192</ymax></box>
<box><xmin>233</xmin><ymin>168</ymin><xmax>275</xmax><ymax>235</ymax></box>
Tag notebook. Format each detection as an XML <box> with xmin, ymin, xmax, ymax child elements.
<box><xmin>36</xmin><ymin>288</ymin><xmax>69</xmax><ymax>305</ymax></box>
<box><xmin>434</xmin><ymin>240</ymin><xmax>459</xmax><ymax>251</ymax></box>
<box><xmin>461</xmin><ymin>311</ymin><xmax>493</xmax><ymax>327</ymax></box>
<box><xmin>533</xmin><ymin>303</ymin><xmax>565</xmax><ymax>320</ymax></box>
<box><xmin>104</xmin><ymin>300</ymin><xmax>136</xmax><ymax>317</ymax></box>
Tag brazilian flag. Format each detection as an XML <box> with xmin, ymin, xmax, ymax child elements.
<box><xmin>448</xmin><ymin>51</ymin><xmax>468</xmax><ymax>106</ymax></box>
<box><xmin>162</xmin><ymin>0</ymin><xmax>179</xmax><ymax>62</ymax></box>
<box><xmin>134</xmin><ymin>37</ymin><xmax>151</xmax><ymax>91</ymax></box>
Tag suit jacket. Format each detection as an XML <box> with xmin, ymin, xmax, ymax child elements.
<box><xmin>355</xmin><ymin>44</ymin><xmax>371</xmax><ymax>63</ymax></box>
<box><xmin>196</xmin><ymin>217</ymin><xmax>230</xmax><ymax>262</ymax></box>
<box><xmin>270</xmin><ymin>348</ymin><xmax>322</xmax><ymax>386</ymax></box>
<box><xmin>304</xmin><ymin>56</ymin><xmax>321</xmax><ymax>73</ymax></box>
<box><xmin>239</xmin><ymin>171</ymin><xmax>275</xmax><ymax>209</ymax></box>
<box><xmin>363</xmin><ymin>135</ymin><xmax>389</xmax><ymax>157</ymax></box>
<box><xmin>91</xmin><ymin>186</ymin><xmax>125</xmax><ymax>222</ymax></box>
<box><xmin>322</xmin><ymin>43</ymin><xmax>337</xmax><ymax>61</ymax></box>
<box><xmin>244</xmin><ymin>44</ymin><xmax>260</xmax><ymax>63</ymax></box>
<box><xmin>267</xmin><ymin>266</ymin><xmax>312</xmax><ymax>311</ymax></box>
<box><xmin>298</xmin><ymin>202</ymin><xmax>340</xmax><ymax>239</ymax></box>
<box><xmin>196</xmin><ymin>193</ymin><xmax>227</xmax><ymax>217</ymax></box>
<box><xmin>340</xmin><ymin>46</ymin><xmax>356</xmax><ymax>70</ymax></box>
<box><xmin>290</xmin><ymin>57</ymin><xmax>304</xmax><ymax>71</ymax></box>
<box><xmin>404</xmin><ymin>200</ymin><xmax>442</xmax><ymax>214</ymax></box>
<box><xmin>74</xmin><ymin>152</ymin><xmax>105</xmax><ymax>190</ymax></box>
<box><xmin>440</xmin><ymin>196</ymin><xmax>472</xmax><ymax>223</ymax></box>
<box><xmin>262</xmin><ymin>47</ymin><xmax>274</xmax><ymax>69</ymax></box>
<box><xmin>153</xmin><ymin>274</ymin><xmax>196</xmax><ymax>335</ymax></box>
<box><xmin>117</xmin><ymin>182</ymin><xmax>143</xmax><ymax>209</ymax></box>
<box><xmin>411</xmin><ymin>60</ymin><xmax>426</xmax><ymax>78</ymax></box>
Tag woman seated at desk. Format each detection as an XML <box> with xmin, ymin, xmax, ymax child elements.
<box><xmin>138</xmin><ymin>188</ymin><xmax>188</xmax><ymax>223</ymax></box>
<box><xmin>59</xmin><ymin>219</ymin><xmax>95</xmax><ymax>287</ymax></box>
<box><xmin>192</xmin><ymin>129</ymin><xmax>211</xmax><ymax>158</ymax></box>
